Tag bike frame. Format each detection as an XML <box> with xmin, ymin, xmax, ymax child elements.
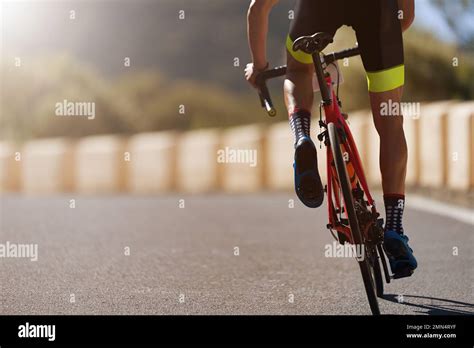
<box><xmin>312</xmin><ymin>52</ymin><xmax>376</xmax><ymax>243</ymax></box>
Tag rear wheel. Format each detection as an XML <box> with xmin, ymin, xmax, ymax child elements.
<box><xmin>328</xmin><ymin>122</ymin><xmax>380</xmax><ymax>315</ymax></box>
<box><xmin>370</xmin><ymin>245</ymin><xmax>384</xmax><ymax>297</ymax></box>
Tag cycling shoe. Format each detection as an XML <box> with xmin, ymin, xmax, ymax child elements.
<box><xmin>294</xmin><ymin>137</ymin><xmax>324</xmax><ymax>208</ymax></box>
<box><xmin>383</xmin><ymin>230</ymin><xmax>417</xmax><ymax>279</ymax></box>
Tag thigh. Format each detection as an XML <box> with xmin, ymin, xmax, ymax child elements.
<box><xmin>352</xmin><ymin>0</ymin><xmax>404</xmax><ymax>93</ymax></box>
<box><xmin>287</xmin><ymin>0</ymin><xmax>343</xmax><ymax>64</ymax></box>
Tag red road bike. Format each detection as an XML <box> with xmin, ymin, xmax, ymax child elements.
<box><xmin>255</xmin><ymin>32</ymin><xmax>393</xmax><ymax>315</ymax></box>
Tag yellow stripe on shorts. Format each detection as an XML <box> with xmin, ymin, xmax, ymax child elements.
<box><xmin>286</xmin><ymin>35</ymin><xmax>313</xmax><ymax>64</ymax></box>
<box><xmin>366</xmin><ymin>64</ymin><xmax>405</xmax><ymax>93</ymax></box>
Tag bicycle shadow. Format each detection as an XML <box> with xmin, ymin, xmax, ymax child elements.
<box><xmin>383</xmin><ymin>294</ymin><xmax>474</xmax><ymax>315</ymax></box>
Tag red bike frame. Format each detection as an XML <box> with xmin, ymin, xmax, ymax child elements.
<box><xmin>322</xmin><ymin>73</ymin><xmax>376</xmax><ymax>243</ymax></box>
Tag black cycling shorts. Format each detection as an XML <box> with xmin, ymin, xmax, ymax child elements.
<box><xmin>288</xmin><ymin>0</ymin><xmax>404</xmax><ymax>92</ymax></box>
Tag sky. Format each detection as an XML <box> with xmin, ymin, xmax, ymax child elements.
<box><xmin>414</xmin><ymin>0</ymin><xmax>474</xmax><ymax>43</ymax></box>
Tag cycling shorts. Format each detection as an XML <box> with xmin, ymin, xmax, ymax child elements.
<box><xmin>288</xmin><ymin>0</ymin><xmax>404</xmax><ymax>93</ymax></box>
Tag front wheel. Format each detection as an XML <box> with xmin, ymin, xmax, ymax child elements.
<box><xmin>328</xmin><ymin>122</ymin><xmax>380</xmax><ymax>315</ymax></box>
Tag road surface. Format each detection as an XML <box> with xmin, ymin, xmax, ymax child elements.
<box><xmin>1</xmin><ymin>193</ymin><xmax>473</xmax><ymax>315</ymax></box>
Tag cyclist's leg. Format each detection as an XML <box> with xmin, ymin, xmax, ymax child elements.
<box><xmin>353</xmin><ymin>0</ymin><xmax>416</xmax><ymax>276</ymax></box>
<box><xmin>284</xmin><ymin>50</ymin><xmax>314</xmax><ymax>116</ymax></box>
<box><xmin>285</xmin><ymin>50</ymin><xmax>324</xmax><ymax>208</ymax></box>
<box><xmin>285</xmin><ymin>0</ymin><xmax>341</xmax><ymax>116</ymax></box>
<box><xmin>284</xmin><ymin>0</ymin><xmax>342</xmax><ymax>208</ymax></box>
<box><xmin>353</xmin><ymin>0</ymin><xmax>407</xmax><ymax>199</ymax></box>
<box><xmin>369</xmin><ymin>88</ymin><xmax>407</xmax><ymax>196</ymax></box>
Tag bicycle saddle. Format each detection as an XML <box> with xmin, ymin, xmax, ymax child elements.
<box><xmin>292</xmin><ymin>32</ymin><xmax>334</xmax><ymax>55</ymax></box>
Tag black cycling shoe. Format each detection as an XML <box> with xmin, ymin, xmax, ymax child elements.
<box><xmin>294</xmin><ymin>137</ymin><xmax>324</xmax><ymax>208</ymax></box>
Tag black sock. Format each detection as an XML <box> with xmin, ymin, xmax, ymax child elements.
<box><xmin>289</xmin><ymin>109</ymin><xmax>311</xmax><ymax>145</ymax></box>
<box><xmin>384</xmin><ymin>194</ymin><xmax>405</xmax><ymax>235</ymax></box>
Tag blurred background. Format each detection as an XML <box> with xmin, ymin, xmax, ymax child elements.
<box><xmin>1</xmin><ymin>1</ymin><xmax>473</xmax><ymax>317</ymax></box>
<box><xmin>1</xmin><ymin>0</ymin><xmax>473</xmax><ymax>142</ymax></box>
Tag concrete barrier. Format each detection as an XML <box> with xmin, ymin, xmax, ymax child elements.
<box><xmin>21</xmin><ymin>138</ymin><xmax>75</xmax><ymax>193</ymax></box>
<box><xmin>419</xmin><ymin>101</ymin><xmax>454</xmax><ymax>188</ymax></box>
<box><xmin>0</xmin><ymin>142</ymin><xmax>21</xmax><ymax>192</ymax></box>
<box><xmin>446</xmin><ymin>102</ymin><xmax>474</xmax><ymax>191</ymax></box>
<box><xmin>1</xmin><ymin>101</ymin><xmax>473</xmax><ymax>196</ymax></box>
<box><xmin>220</xmin><ymin>125</ymin><xmax>265</xmax><ymax>192</ymax></box>
<box><xmin>128</xmin><ymin>132</ymin><xmax>177</xmax><ymax>193</ymax></box>
<box><xmin>266</xmin><ymin>122</ymin><xmax>293</xmax><ymax>190</ymax></box>
<box><xmin>75</xmin><ymin>135</ymin><xmax>128</xmax><ymax>193</ymax></box>
<box><xmin>176</xmin><ymin>129</ymin><xmax>220</xmax><ymax>193</ymax></box>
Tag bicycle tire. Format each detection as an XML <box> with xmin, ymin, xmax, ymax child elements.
<box><xmin>328</xmin><ymin>122</ymin><xmax>380</xmax><ymax>315</ymax></box>
<box><xmin>378</xmin><ymin>243</ymin><xmax>392</xmax><ymax>284</ymax></box>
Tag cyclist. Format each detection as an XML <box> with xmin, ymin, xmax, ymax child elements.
<box><xmin>245</xmin><ymin>0</ymin><xmax>417</xmax><ymax>278</ymax></box>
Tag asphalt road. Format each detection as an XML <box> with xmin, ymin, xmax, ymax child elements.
<box><xmin>1</xmin><ymin>193</ymin><xmax>473</xmax><ymax>315</ymax></box>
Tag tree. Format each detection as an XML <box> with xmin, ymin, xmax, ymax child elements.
<box><xmin>431</xmin><ymin>0</ymin><xmax>474</xmax><ymax>48</ymax></box>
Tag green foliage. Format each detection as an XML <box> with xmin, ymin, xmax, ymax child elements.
<box><xmin>1</xmin><ymin>54</ymin><xmax>130</xmax><ymax>141</ymax></box>
<box><xmin>404</xmin><ymin>30</ymin><xmax>474</xmax><ymax>101</ymax></box>
<box><xmin>0</xmin><ymin>55</ymin><xmax>268</xmax><ymax>142</ymax></box>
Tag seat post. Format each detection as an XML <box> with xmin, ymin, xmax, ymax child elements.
<box><xmin>312</xmin><ymin>52</ymin><xmax>332</xmax><ymax>105</ymax></box>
